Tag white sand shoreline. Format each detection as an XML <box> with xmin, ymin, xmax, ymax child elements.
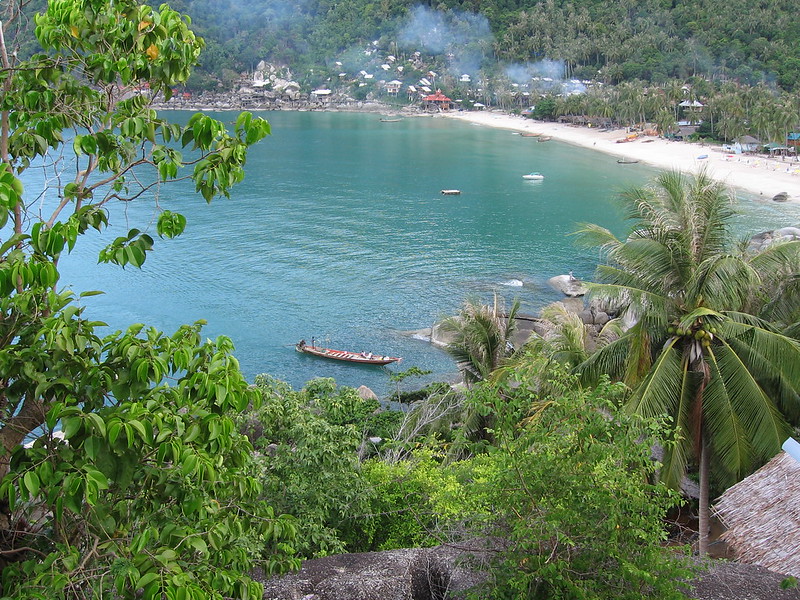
<box><xmin>441</xmin><ymin>110</ymin><xmax>800</xmax><ymax>205</ymax></box>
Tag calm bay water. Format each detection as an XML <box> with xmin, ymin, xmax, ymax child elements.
<box><xmin>53</xmin><ymin>111</ymin><xmax>799</xmax><ymax>394</ymax></box>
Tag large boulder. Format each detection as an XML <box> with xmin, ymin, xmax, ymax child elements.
<box><xmin>578</xmin><ymin>308</ymin><xmax>610</xmax><ymax>326</ymax></box>
<box><xmin>256</xmin><ymin>544</ymin><xmax>488</xmax><ymax>600</ymax></box>
<box><xmin>773</xmin><ymin>226</ymin><xmax>800</xmax><ymax>239</ymax></box>
<box><xmin>547</xmin><ymin>274</ymin><xmax>588</xmax><ymax>297</ymax></box>
<box><xmin>256</xmin><ymin>545</ymin><xmax>800</xmax><ymax>600</ymax></box>
<box><xmin>430</xmin><ymin>322</ymin><xmax>456</xmax><ymax>347</ymax></box>
<box><xmin>772</xmin><ymin>191</ymin><xmax>789</xmax><ymax>202</ymax></box>
<box><xmin>749</xmin><ymin>226</ymin><xmax>800</xmax><ymax>251</ymax></box>
<box><xmin>357</xmin><ymin>386</ymin><xmax>378</xmax><ymax>401</ymax></box>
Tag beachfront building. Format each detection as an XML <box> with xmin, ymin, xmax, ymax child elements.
<box><xmin>423</xmin><ymin>90</ymin><xmax>453</xmax><ymax>111</ymax></box>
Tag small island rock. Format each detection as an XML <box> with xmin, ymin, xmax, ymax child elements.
<box><xmin>547</xmin><ymin>274</ymin><xmax>588</xmax><ymax>297</ymax></box>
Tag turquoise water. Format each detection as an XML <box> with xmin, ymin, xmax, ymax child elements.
<box><xmin>52</xmin><ymin>112</ymin><xmax>799</xmax><ymax>394</ymax></box>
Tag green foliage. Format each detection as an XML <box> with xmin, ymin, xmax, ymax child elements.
<box><xmin>0</xmin><ymin>304</ymin><xmax>299</xmax><ymax>599</ymax></box>
<box><xmin>302</xmin><ymin>377</ymin><xmax>381</xmax><ymax>427</ymax></box>
<box><xmin>574</xmin><ymin>170</ymin><xmax>800</xmax><ymax>555</ymax></box>
<box><xmin>531</xmin><ymin>96</ymin><xmax>557</xmax><ymax>120</ymax></box>
<box><xmin>441</xmin><ymin>296</ymin><xmax>521</xmax><ymax>384</ymax></box>
<box><xmin>781</xmin><ymin>577</ymin><xmax>798</xmax><ymax>590</ymax></box>
<box><xmin>3</xmin><ymin>0</ymin><xmax>271</xmax><ymax>268</ymax></box>
<box><xmin>576</xmin><ymin>170</ymin><xmax>800</xmax><ymax>491</ymax></box>
<box><xmin>245</xmin><ymin>376</ymin><xmax>375</xmax><ymax>558</ymax></box>
<box><xmin>0</xmin><ymin>1</ymin><xmax>291</xmax><ymax>597</ymax></box>
<box><xmin>464</xmin><ymin>368</ymin><xmax>692</xmax><ymax>600</ymax></box>
<box><xmin>155</xmin><ymin>1</ymin><xmax>798</xmax><ymax>94</ymax></box>
<box><xmin>345</xmin><ymin>451</ymin><xmax>470</xmax><ymax>553</ymax></box>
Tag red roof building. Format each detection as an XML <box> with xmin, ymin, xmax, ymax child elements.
<box><xmin>423</xmin><ymin>90</ymin><xmax>452</xmax><ymax>111</ymax></box>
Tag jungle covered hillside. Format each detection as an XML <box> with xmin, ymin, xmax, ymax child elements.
<box><xmin>154</xmin><ymin>0</ymin><xmax>800</xmax><ymax>90</ymax></box>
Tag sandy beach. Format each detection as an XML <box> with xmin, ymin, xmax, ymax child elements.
<box><xmin>442</xmin><ymin>110</ymin><xmax>800</xmax><ymax>204</ymax></box>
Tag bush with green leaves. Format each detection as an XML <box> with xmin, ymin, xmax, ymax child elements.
<box><xmin>463</xmin><ymin>368</ymin><xmax>693</xmax><ymax>600</ymax></box>
<box><xmin>343</xmin><ymin>450</ymin><xmax>471</xmax><ymax>552</ymax></box>
<box><xmin>245</xmin><ymin>376</ymin><xmax>376</xmax><ymax>557</ymax></box>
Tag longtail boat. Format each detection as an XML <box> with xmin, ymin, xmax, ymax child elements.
<box><xmin>295</xmin><ymin>340</ymin><xmax>401</xmax><ymax>365</ymax></box>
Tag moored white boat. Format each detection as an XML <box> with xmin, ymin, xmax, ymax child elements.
<box><xmin>522</xmin><ymin>172</ymin><xmax>544</xmax><ymax>180</ymax></box>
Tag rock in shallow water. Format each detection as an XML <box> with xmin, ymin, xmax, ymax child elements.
<box><xmin>547</xmin><ymin>274</ymin><xmax>588</xmax><ymax>297</ymax></box>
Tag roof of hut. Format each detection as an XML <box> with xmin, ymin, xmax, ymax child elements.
<box><xmin>423</xmin><ymin>90</ymin><xmax>451</xmax><ymax>102</ymax></box>
<box><xmin>736</xmin><ymin>135</ymin><xmax>761</xmax><ymax>145</ymax></box>
<box><xmin>712</xmin><ymin>451</ymin><xmax>800</xmax><ymax>577</ymax></box>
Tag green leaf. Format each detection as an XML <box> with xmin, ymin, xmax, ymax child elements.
<box><xmin>62</xmin><ymin>416</ymin><xmax>82</xmax><ymax>439</ymax></box>
<box><xmin>137</xmin><ymin>572</ymin><xmax>159</xmax><ymax>590</ymax></box>
<box><xmin>23</xmin><ymin>471</ymin><xmax>40</xmax><ymax>497</ymax></box>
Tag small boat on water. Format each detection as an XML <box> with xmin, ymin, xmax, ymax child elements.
<box><xmin>537</xmin><ymin>136</ymin><xmax>552</xmax><ymax>142</ymax></box>
<box><xmin>520</xmin><ymin>132</ymin><xmax>541</xmax><ymax>137</ymax></box>
<box><xmin>296</xmin><ymin>340</ymin><xmax>401</xmax><ymax>365</ymax></box>
<box><xmin>522</xmin><ymin>172</ymin><xmax>544</xmax><ymax>180</ymax></box>
<box><xmin>441</xmin><ymin>189</ymin><xmax>461</xmax><ymax>195</ymax></box>
<box><xmin>380</xmin><ymin>118</ymin><xmax>402</xmax><ymax>122</ymax></box>
<box><xmin>617</xmin><ymin>158</ymin><xmax>639</xmax><ymax>164</ymax></box>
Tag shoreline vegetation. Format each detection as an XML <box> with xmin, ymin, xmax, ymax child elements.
<box><xmin>153</xmin><ymin>96</ymin><xmax>800</xmax><ymax>203</ymax></box>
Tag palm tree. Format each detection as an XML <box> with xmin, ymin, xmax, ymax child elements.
<box><xmin>440</xmin><ymin>295</ymin><xmax>520</xmax><ymax>385</ymax></box>
<box><xmin>576</xmin><ymin>170</ymin><xmax>800</xmax><ymax>555</ymax></box>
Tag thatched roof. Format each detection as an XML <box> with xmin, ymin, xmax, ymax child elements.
<box><xmin>712</xmin><ymin>451</ymin><xmax>800</xmax><ymax>577</ymax></box>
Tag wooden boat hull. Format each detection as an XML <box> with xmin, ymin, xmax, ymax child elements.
<box><xmin>296</xmin><ymin>341</ymin><xmax>401</xmax><ymax>365</ymax></box>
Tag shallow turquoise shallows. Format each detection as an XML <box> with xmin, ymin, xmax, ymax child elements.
<box><xmin>54</xmin><ymin>111</ymin><xmax>799</xmax><ymax>394</ymax></box>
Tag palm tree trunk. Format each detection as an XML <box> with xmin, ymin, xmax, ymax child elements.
<box><xmin>698</xmin><ymin>436</ymin><xmax>710</xmax><ymax>555</ymax></box>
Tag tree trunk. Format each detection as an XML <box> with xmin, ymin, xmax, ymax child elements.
<box><xmin>0</xmin><ymin>396</ymin><xmax>48</xmax><ymax>481</ymax></box>
<box><xmin>698</xmin><ymin>435</ymin><xmax>710</xmax><ymax>555</ymax></box>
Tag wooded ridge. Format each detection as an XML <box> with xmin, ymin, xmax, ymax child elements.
<box><xmin>151</xmin><ymin>0</ymin><xmax>800</xmax><ymax>92</ymax></box>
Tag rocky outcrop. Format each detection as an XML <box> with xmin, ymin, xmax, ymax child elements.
<box><xmin>547</xmin><ymin>274</ymin><xmax>588</xmax><ymax>297</ymax></box>
<box><xmin>256</xmin><ymin>544</ymin><xmax>489</xmax><ymax>600</ymax></box>
<box><xmin>256</xmin><ymin>545</ymin><xmax>800</xmax><ymax>600</ymax></box>
<box><xmin>749</xmin><ymin>226</ymin><xmax>800</xmax><ymax>252</ymax></box>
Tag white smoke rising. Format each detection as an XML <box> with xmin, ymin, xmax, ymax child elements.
<box><xmin>398</xmin><ymin>6</ymin><xmax>493</xmax><ymax>77</ymax></box>
<box><xmin>505</xmin><ymin>61</ymin><xmax>565</xmax><ymax>85</ymax></box>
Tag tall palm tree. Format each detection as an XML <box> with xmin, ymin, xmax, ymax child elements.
<box><xmin>440</xmin><ymin>295</ymin><xmax>520</xmax><ymax>385</ymax></box>
<box><xmin>576</xmin><ymin>170</ymin><xmax>800</xmax><ymax>554</ymax></box>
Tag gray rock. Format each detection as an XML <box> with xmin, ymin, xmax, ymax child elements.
<box><xmin>547</xmin><ymin>274</ymin><xmax>588</xmax><ymax>297</ymax></box>
<box><xmin>560</xmin><ymin>297</ymin><xmax>585</xmax><ymax>314</ymax></box>
<box><xmin>256</xmin><ymin>545</ymin><xmax>800</xmax><ymax>600</ymax></box>
<box><xmin>257</xmin><ymin>544</ymin><xmax>489</xmax><ymax>600</ymax></box>
<box><xmin>773</xmin><ymin>226</ymin><xmax>800</xmax><ymax>239</ymax></box>
<box><xmin>357</xmin><ymin>386</ymin><xmax>379</xmax><ymax>401</ymax></box>
<box><xmin>772</xmin><ymin>191</ymin><xmax>789</xmax><ymax>202</ymax></box>
<box><xmin>430</xmin><ymin>323</ymin><xmax>456</xmax><ymax>347</ymax></box>
<box><xmin>578</xmin><ymin>309</ymin><xmax>610</xmax><ymax>326</ymax></box>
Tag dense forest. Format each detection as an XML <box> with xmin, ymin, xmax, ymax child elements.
<box><xmin>151</xmin><ymin>0</ymin><xmax>800</xmax><ymax>91</ymax></box>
